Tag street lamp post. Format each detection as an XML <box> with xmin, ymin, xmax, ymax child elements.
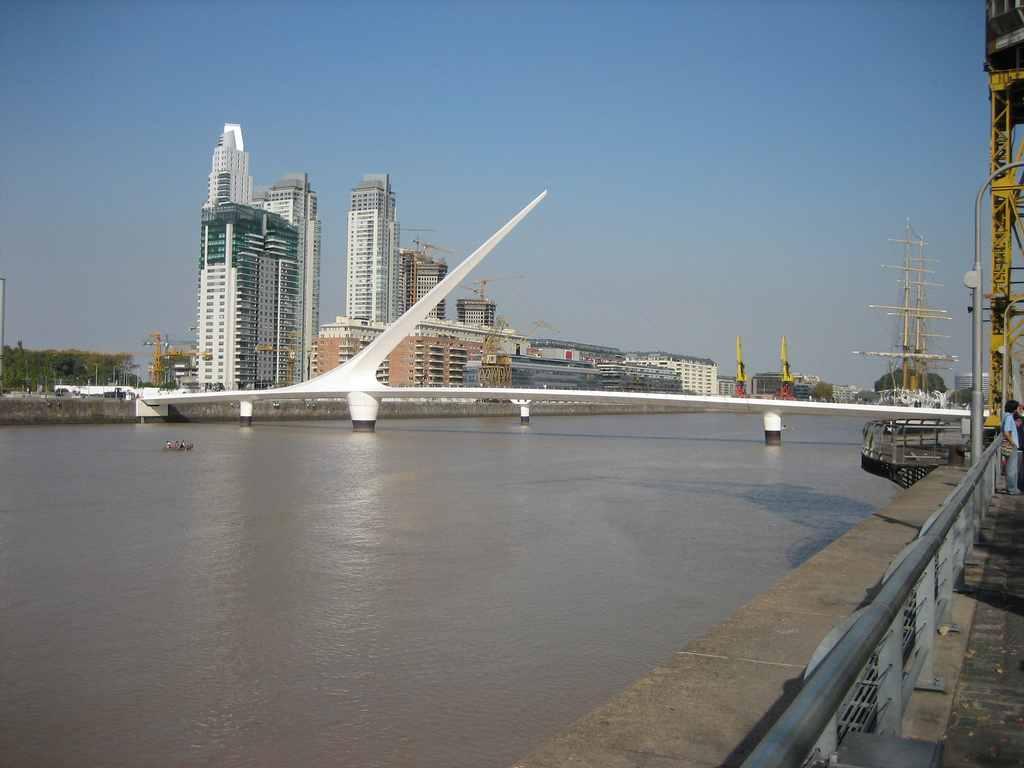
<box><xmin>971</xmin><ymin>160</ymin><xmax>1024</xmax><ymax>464</ymax></box>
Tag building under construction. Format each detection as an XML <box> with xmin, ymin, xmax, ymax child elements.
<box><xmin>399</xmin><ymin>245</ymin><xmax>448</xmax><ymax>320</ymax></box>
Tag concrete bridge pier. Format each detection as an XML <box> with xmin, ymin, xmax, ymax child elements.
<box><xmin>348</xmin><ymin>392</ymin><xmax>379</xmax><ymax>432</ymax></box>
<box><xmin>512</xmin><ymin>399</ymin><xmax>531</xmax><ymax>425</ymax></box>
<box><xmin>239</xmin><ymin>400</ymin><xmax>253</xmax><ymax>427</ymax></box>
<box><xmin>763</xmin><ymin>411</ymin><xmax>782</xmax><ymax>445</ymax></box>
<box><xmin>135</xmin><ymin>399</ymin><xmax>168</xmax><ymax>423</ymax></box>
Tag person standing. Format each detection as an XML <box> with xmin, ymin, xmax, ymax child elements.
<box><xmin>1003</xmin><ymin>400</ymin><xmax>1021</xmax><ymax>495</ymax></box>
<box><xmin>1015</xmin><ymin>409</ymin><xmax>1024</xmax><ymax>493</ymax></box>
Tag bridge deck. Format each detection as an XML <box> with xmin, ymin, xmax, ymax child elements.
<box><xmin>943</xmin><ymin>491</ymin><xmax>1024</xmax><ymax>766</ymax></box>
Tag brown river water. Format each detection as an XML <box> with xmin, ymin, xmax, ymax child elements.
<box><xmin>0</xmin><ymin>413</ymin><xmax>897</xmax><ymax>767</ymax></box>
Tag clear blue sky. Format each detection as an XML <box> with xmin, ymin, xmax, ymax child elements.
<box><xmin>0</xmin><ymin>1</ymin><xmax>986</xmax><ymax>387</ymax></box>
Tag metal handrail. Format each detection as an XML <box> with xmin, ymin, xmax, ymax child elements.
<box><xmin>741</xmin><ymin>437</ymin><xmax>999</xmax><ymax>766</ymax></box>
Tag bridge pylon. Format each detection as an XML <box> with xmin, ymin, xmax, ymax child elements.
<box><xmin>348</xmin><ymin>391</ymin><xmax>380</xmax><ymax>432</ymax></box>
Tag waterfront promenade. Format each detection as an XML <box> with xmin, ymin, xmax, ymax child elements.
<box><xmin>513</xmin><ymin>465</ymin><xmax>1024</xmax><ymax>766</ymax></box>
<box><xmin>944</xmin><ymin>491</ymin><xmax>1024</xmax><ymax>766</ymax></box>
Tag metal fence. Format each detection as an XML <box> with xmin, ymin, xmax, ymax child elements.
<box><xmin>741</xmin><ymin>438</ymin><xmax>999</xmax><ymax>767</ymax></box>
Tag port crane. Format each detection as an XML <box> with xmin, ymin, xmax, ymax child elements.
<box><xmin>735</xmin><ymin>336</ymin><xmax>747</xmax><ymax>397</ymax></box>
<box><xmin>778</xmin><ymin>336</ymin><xmax>795</xmax><ymax>400</ymax></box>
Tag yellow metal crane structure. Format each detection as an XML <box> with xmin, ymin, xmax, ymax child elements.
<box><xmin>986</xmin><ymin>8</ymin><xmax>1024</xmax><ymax>423</ymax></box>
<box><xmin>145</xmin><ymin>332</ymin><xmax>165</xmax><ymax>385</ymax></box>
<box><xmin>778</xmin><ymin>336</ymin><xmax>795</xmax><ymax>400</ymax></box>
<box><xmin>479</xmin><ymin>317</ymin><xmax>513</xmax><ymax>387</ymax></box>
<box><xmin>735</xmin><ymin>336</ymin><xmax>747</xmax><ymax>397</ymax></box>
<box><xmin>144</xmin><ymin>332</ymin><xmax>206</xmax><ymax>385</ymax></box>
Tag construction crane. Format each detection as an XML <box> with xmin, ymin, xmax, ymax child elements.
<box><xmin>143</xmin><ymin>332</ymin><xmax>204</xmax><ymax>385</ymax></box>
<box><xmin>411</xmin><ymin>239</ymin><xmax>455</xmax><ymax>259</ymax></box>
<box><xmin>144</xmin><ymin>332</ymin><xmax>165</xmax><ymax>385</ymax></box>
<box><xmin>735</xmin><ymin>336</ymin><xmax>747</xmax><ymax>397</ymax></box>
<box><xmin>460</xmin><ymin>275</ymin><xmax>525</xmax><ymax>301</ymax></box>
<box><xmin>778</xmin><ymin>336</ymin><xmax>795</xmax><ymax>400</ymax></box>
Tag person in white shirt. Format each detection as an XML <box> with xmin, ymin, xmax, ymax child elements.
<box><xmin>1003</xmin><ymin>400</ymin><xmax>1021</xmax><ymax>495</ymax></box>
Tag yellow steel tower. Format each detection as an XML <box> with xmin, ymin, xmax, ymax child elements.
<box><xmin>986</xmin><ymin>3</ymin><xmax>1024</xmax><ymax>423</ymax></box>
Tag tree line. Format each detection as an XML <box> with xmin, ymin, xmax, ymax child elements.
<box><xmin>1</xmin><ymin>343</ymin><xmax>136</xmax><ymax>392</ymax></box>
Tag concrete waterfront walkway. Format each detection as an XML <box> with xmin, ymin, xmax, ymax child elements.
<box><xmin>513</xmin><ymin>465</ymin><xmax>972</xmax><ymax>767</ymax></box>
<box><xmin>943</xmin><ymin>491</ymin><xmax>1024</xmax><ymax>766</ymax></box>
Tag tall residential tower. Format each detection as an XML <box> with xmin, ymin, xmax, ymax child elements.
<box><xmin>196</xmin><ymin>205</ymin><xmax>299</xmax><ymax>390</ymax></box>
<box><xmin>205</xmin><ymin>123</ymin><xmax>253</xmax><ymax>208</ymax></box>
<box><xmin>345</xmin><ymin>174</ymin><xmax>399</xmax><ymax>324</ymax></box>
<box><xmin>252</xmin><ymin>174</ymin><xmax>321</xmax><ymax>380</ymax></box>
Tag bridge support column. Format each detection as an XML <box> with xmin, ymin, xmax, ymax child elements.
<box><xmin>512</xmin><ymin>399</ymin><xmax>531</xmax><ymax>425</ymax></box>
<box><xmin>239</xmin><ymin>400</ymin><xmax>253</xmax><ymax>427</ymax></box>
<box><xmin>135</xmin><ymin>399</ymin><xmax>168</xmax><ymax>424</ymax></box>
<box><xmin>348</xmin><ymin>391</ymin><xmax>379</xmax><ymax>432</ymax></box>
<box><xmin>763</xmin><ymin>411</ymin><xmax>782</xmax><ymax>445</ymax></box>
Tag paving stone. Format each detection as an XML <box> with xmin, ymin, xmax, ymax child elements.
<box><xmin>943</xmin><ymin>493</ymin><xmax>1024</xmax><ymax>767</ymax></box>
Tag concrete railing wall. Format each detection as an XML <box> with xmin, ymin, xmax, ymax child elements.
<box><xmin>0</xmin><ymin>397</ymin><xmax>697</xmax><ymax>426</ymax></box>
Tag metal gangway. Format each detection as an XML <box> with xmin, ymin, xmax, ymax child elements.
<box><xmin>742</xmin><ymin>439</ymin><xmax>999</xmax><ymax>766</ymax></box>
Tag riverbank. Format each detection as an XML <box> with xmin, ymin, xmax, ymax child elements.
<box><xmin>0</xmin><ymin>396</ymin><xmax>699</xmax><ymax>426</ymax></box>
<box><xmin>512</xmin><ymin>464</ymin><xmax>973</xmax><ymax>766</ymax></box>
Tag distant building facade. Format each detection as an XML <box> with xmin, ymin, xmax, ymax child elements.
<box><xmin>831</xmin><ymin>384</ymin><xmax>861</xmax><ymax>403</ymax></box>
<box><xmin>954</xmin><ymin>372</ymin><xmax>990</xmax><ymax>398</ymax></box>
<box><xmin>750</xmin><ymin>372</ymin><xmax>811</xmax><ymax>400</ymax></box>
<box><xmin>197</xmin><ymin>204</ymin><xmax>299</xmax><ymax>390</ymax></box>
<box><xmin>597</xmin><ymin>362</ymin><xmax>683</xmax><ymax>393</ymax></box>
<box><xmin>388</xmin><ymin>336</ymin><xmax>481</xmax><ymax>386</ymax></box>
<box><xmin>625</xmin><ymin>352</ymin><xmax>719</xmax><ymax>395</ymax></box>
<box><xmin>252</xmin><ymin>174</ymin><xmax>321</xmax><ymax>380</ymax></box>
<box><xmin>312</xmin><ymin>333</ymin><xmax>480</xmax><ymax>387</ymax></box>
<box><xmin>346</xmin><ymin>174</ymin><xmax>399</xmax><ymax>324</ymax></box>
<box><xmin>311</xmin><ymin>315</ymin><xmax>528</xmax><ymax>380</ymax></box>
<box><xmin>718</xmin><ymin>375</ymin><xmax>736</xmax><ymax>396</ymax></box>
<box><xmin>528</xmin><ymin>338</ymin><xmax>623</xmax><ymax>363</ymax></box>
<box><xmin>205</xmin><ymin>123</ymin><xmax>253</xmax><ymax>209</ymax></box>
<box><xmin>466</xmin><ymin>355</ymin><xmax>599</xmax><ymax>390</ymax></box>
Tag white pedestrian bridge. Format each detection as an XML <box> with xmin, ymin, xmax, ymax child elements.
<box><xmin>141</xmin><ymin>191</ymin><xmax>969</xmax><ymax>441</ymax></box>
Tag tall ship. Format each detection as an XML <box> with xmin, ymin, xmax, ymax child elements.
<box><xmin>855</xmin><ymin>222</ymin><xmax>963</xmax><ymax>487</ymax></box>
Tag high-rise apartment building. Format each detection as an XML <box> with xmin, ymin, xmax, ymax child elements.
<box><xmin>346</xmin><ymin>174</ymin><xmax>399</xmax><ymax>324</ymax></box>
<box><xmin>399</xmin><ymin>248</ymin><xmax>447</xmax><ymax>319</ymax></box>
<box><xmin>197</xmin><ymin>204</ymin><xmax>299</xmax><ymax>390</ymax></box>
<box><xmin>252</xmin><ymin>174</ymin><xmax>321</xmax><ymax>380</ymax></box>
<box><xmin>205</xmin><ymin>123</ymin><xmax>253</xmax><ymax>209</ymax></box>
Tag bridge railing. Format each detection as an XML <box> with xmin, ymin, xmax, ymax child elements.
<box><xmin>741</xmin><ymin>437</ymin><xmax>999</xmax><ymax>767</ymax></box>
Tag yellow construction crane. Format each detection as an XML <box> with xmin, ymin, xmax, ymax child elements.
<box><xmin>144</xmin><ymin>332</ymin><xmax>206</xmax><ymax>385</ymax></box>
<box><xmin>735</xmin><ymin>336</ymin><xmax>746</xmax><ymax>397</ymax></box>
<box><xmin>778</xmin><ymin>336</ymin><xmax>795</xmax><ymax>400</ymax></box>
<box><xmin>144</xmin><ymin>332</ymin><xmax>165</xmax><ymax>385</ymax></box>
<box><xmin>986</xmin><ymin>10</ymin><xmax>1024</xmax><ymax>423</ymax></box>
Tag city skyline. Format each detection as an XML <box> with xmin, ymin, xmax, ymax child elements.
<box><xmin>0</xmin><ymin>2</ymin><xmax>984</xmax><ymax>386</ymax></box>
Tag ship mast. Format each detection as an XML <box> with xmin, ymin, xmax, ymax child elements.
<box><xmin>853</xmin><ymin>220</ymin><xmax>957</xmax><ymax>392</ymax></box>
